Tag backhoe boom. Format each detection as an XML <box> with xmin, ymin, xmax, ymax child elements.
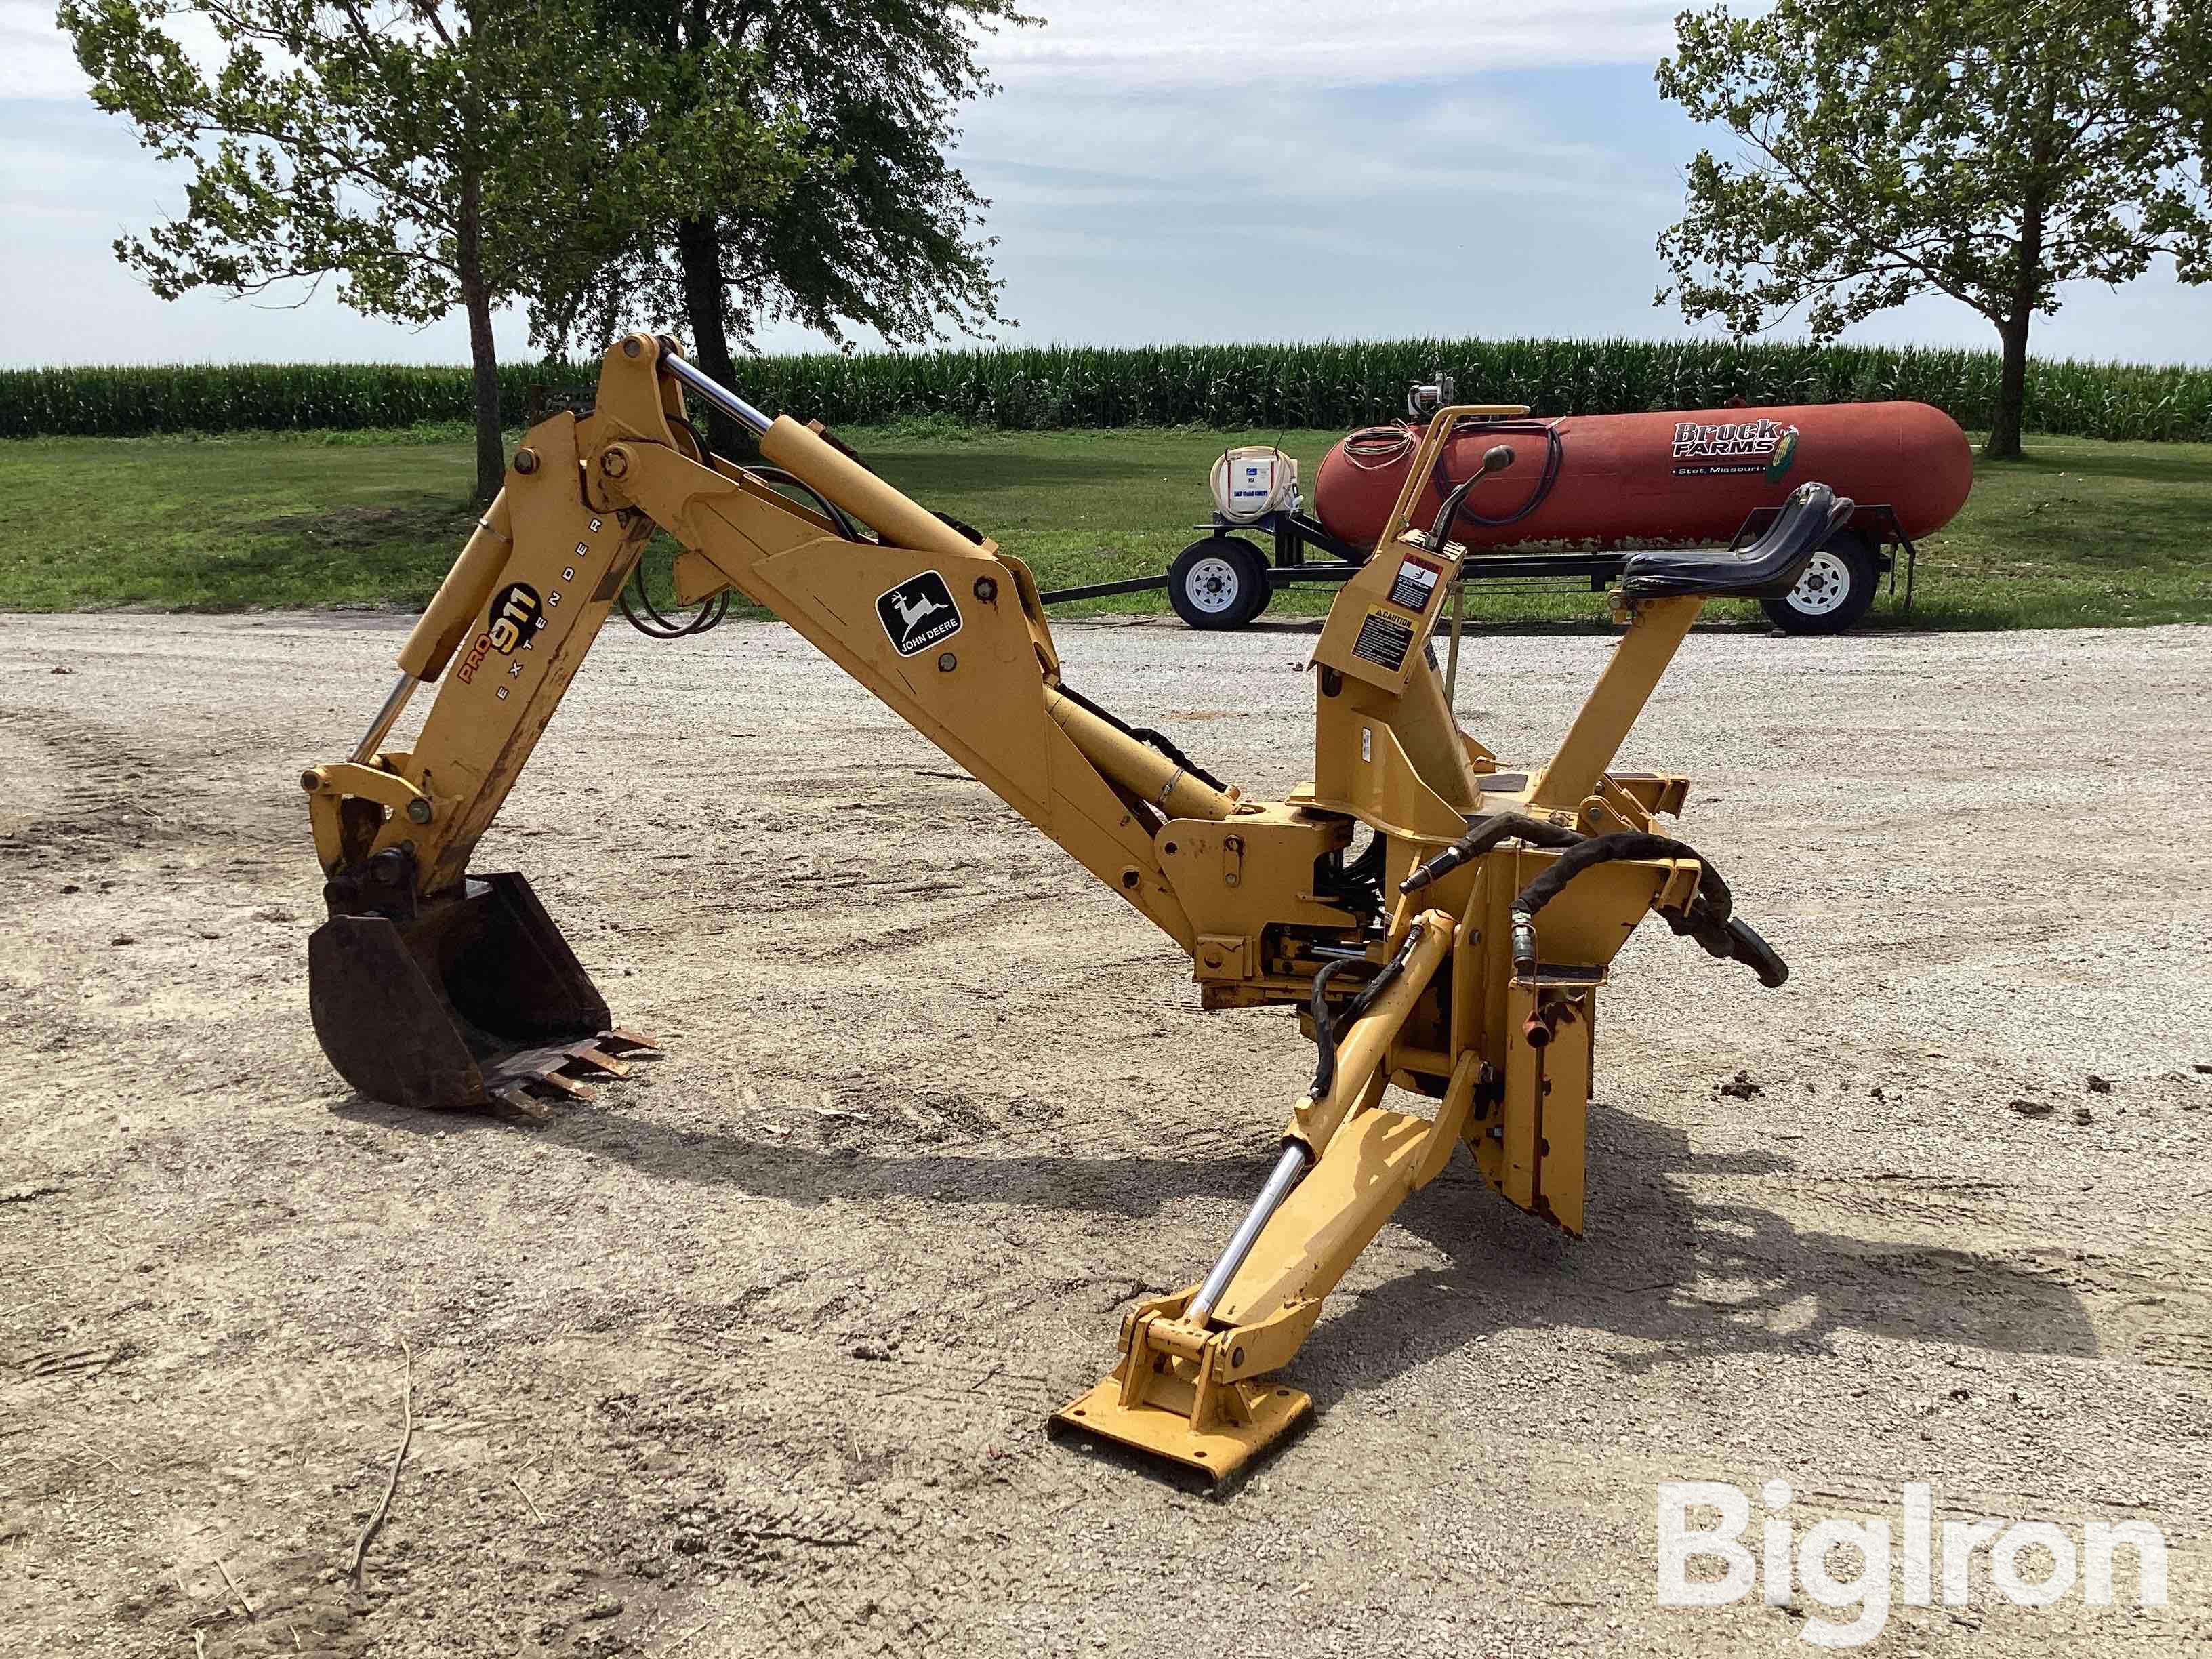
<box><xmin>304</xmin><ymin>332</ymin><xmax>1836</xmax><ymax>1482</ymax></box>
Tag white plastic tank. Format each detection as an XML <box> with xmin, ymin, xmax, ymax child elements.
<box><xmin>1210</xmin><ymin>446</ymin><xmax>1299</xmax><ymax>524</ymax></box>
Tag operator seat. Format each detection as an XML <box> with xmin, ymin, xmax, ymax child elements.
<box><xmin>1620</xmin><ymin>481</ymin><xmax>1856</xmax><ymax>600</ymax></box>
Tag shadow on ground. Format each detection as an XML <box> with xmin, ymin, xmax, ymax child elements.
<box><xmin>334</xmin><ymin>1089</ymin><xmax>2099</xmax><ymax>1399</ymax></box>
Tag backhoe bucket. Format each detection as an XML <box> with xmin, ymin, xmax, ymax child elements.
<box><xmin>308</xmin><ymin>871</ymin><xmax>653</xmax><ymax>1113</ymax></box>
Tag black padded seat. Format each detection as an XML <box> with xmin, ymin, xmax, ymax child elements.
<box><xmin>1621</xmin><ymin>482</ymin><xmax>1856</xmax><ymax>600</ymax></box>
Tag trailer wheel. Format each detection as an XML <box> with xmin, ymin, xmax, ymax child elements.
<box><xmin>1168</xmin><ymin>537</ymin><xmax>1269</xmax><ymax>630</ymax></box>
<box><xmin>1762</xmin><ymin>530</ymin><xmax>1879</xmax><ymax>634</ymax></box>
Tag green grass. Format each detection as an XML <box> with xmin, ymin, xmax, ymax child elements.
<box><xmin>0</xmin><ymin>426</ymin><xmax>2205</xmax><ymax>629</ymax></box>
<box><xmin>1903</xmin><ymin>439</ymin><xmax>2212</xmax><ymax>629</ymax></box>
<box><xmin>0</xmin><ymin>429</ymin><xmax>489</xmax><ymax>611</ymax></box>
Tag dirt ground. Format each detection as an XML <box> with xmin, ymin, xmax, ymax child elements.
<box><xmin>3</xmin><ymin>611</ymin><xmax>2208</xmax><ymax>1658</ymax></box>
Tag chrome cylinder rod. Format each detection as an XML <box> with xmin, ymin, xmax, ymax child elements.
<box><xmin>659</xmin><ymin>351</ymin><xmax>774</xmax><ymax>438</ymax></box>
<box><xmin>350</xmin><ymin>672</ymin><xmax>419</xmax><ymax>764</ymax></box>
<box><xmin>1185</xmin><ymin>1141</ymin><xmax>1312</xmax><ymax>1326</ymax></box>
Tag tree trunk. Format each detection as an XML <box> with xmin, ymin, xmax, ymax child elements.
<box><xmin>1985</xmin><ymin>112</ymin><xmax>2050</xmax><ymax>464</ymax></box>
<box><xmin>1985</xmin><ymin>203</ymin><xmax>2040</xmax><ymax>460</ymax></box>
<box><xmin>457</xmin><ymin>167</ymin><xmax>505</xmax><ymax>501</ymax></box>
<box><xmin>1986</xmin><ymin>315</ymin><xmax>2032</xmax><ymax>462</ymax></box>
<box><xmin>463</xmin><ymin>285</ymin><xmax>504</xmax><ymax>501</ymax></box>
<box><xmin>674</xmin><ymin>212</ymin><xmax>754</xmax><ymax>459</ymax></box>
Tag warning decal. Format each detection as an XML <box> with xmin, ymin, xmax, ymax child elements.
<box><xmin>1351</xmin><ymin>607</ymin><xmax>1416</xmax><ymax>673</ymax></box>
<box><xmin>1387</xmin><ymin>554</ymin><xmax>1443</xmax><ymax>613</ymax></box>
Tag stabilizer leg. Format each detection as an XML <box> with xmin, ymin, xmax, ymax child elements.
<box><xmin>1051</xmin><ymin>912</ymin><xmax>1470</xmax><ymax>1484</ymax></box>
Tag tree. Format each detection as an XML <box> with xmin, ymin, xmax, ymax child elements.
<box><xmin>535</xmin><ymin>0</ymin><xmax>1035</xmax><ymax>455</ymax></box>
<box><xmin>1656</xmin><ymin>0</ymin><xmax>2212</xmax><ymax>458</ymax></box>
<box><xmin>61</xmin><ymin>0</ymin><xmax>799</xmax><ymax>497</ymax></box>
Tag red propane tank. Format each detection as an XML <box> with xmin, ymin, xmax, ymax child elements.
<box><xmin>1311</xmin><ymin>401</ymin><xmax>1972</xmax><ymax>552</ymax></box>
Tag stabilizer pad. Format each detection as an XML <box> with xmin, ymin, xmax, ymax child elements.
<box><xmin>1048</xmin><ymin>1376</ymin><xmax>1313</xmax><ymax>1488</ymax></box>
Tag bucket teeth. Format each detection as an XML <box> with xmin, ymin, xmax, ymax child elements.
<box><xmin>565</xmin><ymin>1045</ymin><xmax>629</xmax><ymax>1078</ymax></box>
<box><xmin>525</xmin><ymin>1066</ymin><xmax>596</xmax><ymax>1099</ymax></box>
<box><xmin>491</xmin><ymin>1086</ymin><xmax>555</xmax><ymax>1122</ymax></box>
<box><xmin>600</xmin><ymin>1027</ymin><xmax>663</xmax><ymax>1056</ymax></box>
<box><xmin>478</xmin><ymin>1031</ymin><xmax>659</xmax><ymax>1113</ymax></box>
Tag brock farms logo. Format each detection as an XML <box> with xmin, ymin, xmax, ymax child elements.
<box><xmin>1672</xmin><ymin>418</ymin><xmax>1801</xmax><ymax>480</ymax></box>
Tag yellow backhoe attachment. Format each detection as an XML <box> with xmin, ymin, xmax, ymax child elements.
<box><xmin>304</xmin><ymin>333</ymin><xmax>1839</xmax><ymax>1478</ymax></box>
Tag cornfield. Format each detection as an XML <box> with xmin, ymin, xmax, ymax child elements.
<box><xmin>6</xmin><ymin>337</ymin><xmax>2211</xmax><ymax>441</ymax></box>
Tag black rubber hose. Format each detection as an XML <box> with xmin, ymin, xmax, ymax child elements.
<box><xmin>1322</xmin><ymin>832</ymin><xmax>1387</xmax><ymax>918</ymax></box>
<box><xmin>1507</xmin><ymin>831</ymin><xmax>1788</xmax><ymax>988</ymax></box>
<box><xmin>619</xmin><ymin>559</ymin><xmax>728</xmax><ymax>639</ymax></box>
<box><xmin>1400</xmin><ymin>813</ymin><xmax>1584</xmax><ymax>895</ymax></box>
<box><xmin>1053</xmin><ymin>681</ymin><xmax>1233</xmax><ymax>794</ymax></box>
<box><xmin>1307</xmin><ymin>921</ymin><xmax>1427</xmax><ymax>1101</ymax></box>
<box><xmin>751</xmin><ymin>463</ymin><xmax>865</xmax><ymax>543</ymax></box>
<box><xmin>1307</xmin><ymin>957</ymin><xmax>1375</xmax><ymax>1101</ymax></box>
<box><xmin>1429</xmin><ymin>419</ymin><xmax>1564</xmax><ymax>541</ymax></box>
<box><xmin>1513</xmin><ymin>832</ymin><xmax>1729</xmax><ymax>929</ymax></box>
<box><xmin>1406</xmin><ymin>817</ymin><xmax>1785</xmax><ymax>989</ymax></box>
<box><xmin>615</xmin><ymin>462</ymin><xmax>865</xmax><ymax>641</ymax></box>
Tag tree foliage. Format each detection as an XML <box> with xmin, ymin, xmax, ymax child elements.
<box><xmin>60</xmin><ymin>0</ymin><xmax>800</xmax><ymax>495</ymax></box>
<box><xmin>1656</xmin><ymin>0</ymin><xmax>2212</xmax><ymax>456</ymax></box>
<box><xmin>535</xmin><ymin>0</ymin><xmax>1036</xmax><ymax>450</ymax></box>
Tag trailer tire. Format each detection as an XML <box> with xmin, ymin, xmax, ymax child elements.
<box><xmin>1168</xmin><ymin>536</ymin><xmax>1269</xmax><ymax>630</ymax></box>
<box><xmin>1762</xmin><ymin>530</ymin><xmax>1879</xmax><ymax>634</ymax></box>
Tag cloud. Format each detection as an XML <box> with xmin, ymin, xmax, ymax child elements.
<box><xmin>5</xmin><ymin>0</ymin><xmax>1680</xmax><ymax>105</ymax></box>
<box><xmin>959</xmin><ymin>89</ymin><xmax>1675</xmax><ymax>220</ymax></box>
<box><xmin>1</xmin><ymin>0</ymin><xmax>89</xmax><ymax>100</ymax></box>
<box><xmin>4</xmin><ymin>0</ymin><xmax>2207</xmax><ymax>365</ymax></box>
<box><xmin>983</xmin><ymin>0</ymin><xmax>1681</xmax><ymax>84</ymax></box>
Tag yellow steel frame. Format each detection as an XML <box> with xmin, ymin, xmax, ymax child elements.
<box><xmin>306</xmin><ymin>336</ymin><xmax>1744</xmax><ymax>1483</ymax></box>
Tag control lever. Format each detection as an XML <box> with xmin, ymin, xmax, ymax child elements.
<box><xmin>1429</xmin><ymin>444</ymin><xmax>1517</xmax><ymax>550</ymax></box>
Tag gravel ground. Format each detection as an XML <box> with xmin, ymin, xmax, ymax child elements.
<box><xmin>1</xmin><ymin>611</ymin><xmax>2208</xmax><ymax>1658</ymax></box>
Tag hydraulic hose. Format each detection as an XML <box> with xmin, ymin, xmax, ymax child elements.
<box><xmin>1306</xmin><ymin>920</ymin><xmax>1427</xmax><ymax>1101</ymax></box>
<box><xmin>1507</xmin><ymin>831</ymin><xmax>1788</xmax><ymax>988</ymax></box>
<box><xmin>1399</xmin><ymin>817</ymin><xmax>1788</xmax><ymax>989</ymax></box>
<box><xmin>1051</xmin><ymin>681</ymin><xmax>1232</xmax><ymax>794</ymax></box>
<box><xmin>1398</xmin><ymin>812</ymin><xmax>1584</xmax><ymax>895</ymax></box>
<box><xmin>619</xmin><ymin>563</ymin><xmax>729</xmax><ymax>639</ymax></box>
<box><xmin>1317</xmin><ymin>832</ymin><xmax>1387</xmax><ymax>921</ymax></box>
<box><xmin>615</xmin><ymin>464</ymin><xmax>859</xmax><ymax>641</ymax></box>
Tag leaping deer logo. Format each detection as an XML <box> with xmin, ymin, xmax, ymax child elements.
<box><xmin>877</xmin><ymin>573</ymin><xmax>960</xmax><ymax>656</ymax></box>
<box><xmin>890</xmin><ymin>590</ymin><xmax>947</xmax><ymax>639</ymax></box>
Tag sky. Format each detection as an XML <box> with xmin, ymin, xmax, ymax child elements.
<box><xmin>3</xmin><ymin>0</ymin><xmax>2209</xmax><ymax>369</ymax></box>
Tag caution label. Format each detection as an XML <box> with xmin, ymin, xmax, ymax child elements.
<box><xmin>1387</xmin><ymin>554</ymin><xmax>1443</xmax><ymax>613</ymax></box>
<box><xmin>1351</xmin><ymin>607</ymin><xmax>1416</xmax><ymax>673</ymax></box>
